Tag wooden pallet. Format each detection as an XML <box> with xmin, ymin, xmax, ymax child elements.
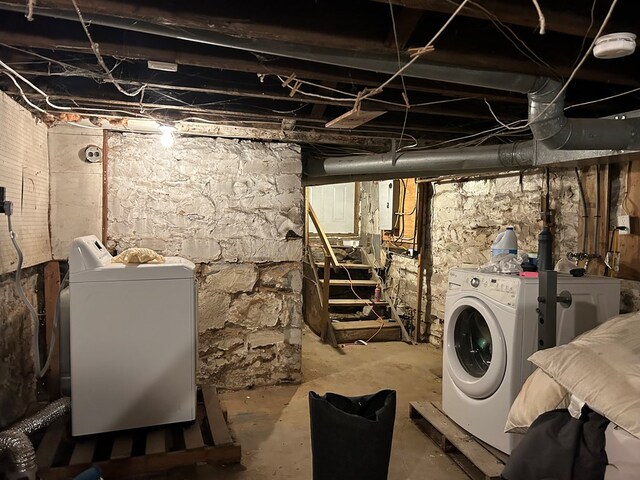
<box><xmin>35</xmin><ymin>387</ymin><xmax>241</xmax><ymax>480</ymax></box>
<box><xmin>409</xmin><ymin>401</ymin><xmax>506</xmax><ymax>480</ymax></box>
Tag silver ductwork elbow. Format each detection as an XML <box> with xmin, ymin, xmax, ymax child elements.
<box><xmin>0</xmin><ymin>430</ymin><xmax>36</xmax><ymax>479</ymax></box>
<box><xmin>0</xmin><ymin>397</ymin><xmax>71</xmax><ymax>479</ymax></box>
<box><xmin>528</xmin><ymin>78</ymin><xmax>640</xmax><ymax>151</ymax></box>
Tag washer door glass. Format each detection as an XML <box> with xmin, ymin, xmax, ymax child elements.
<box><xmin>454</xmin><ymin>308</ymin><xmax>492</xmax><ymax>378</ymax></box>
<box><xmin>444</xmin><ymin>296</ymin><xmax>506</xmax><ymax>399</ymax></box>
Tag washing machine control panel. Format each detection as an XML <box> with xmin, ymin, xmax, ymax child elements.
<box><xmin>449</xmin><ymin>269</ymin><xmax>520</xmax><ymax>307</ymax></box>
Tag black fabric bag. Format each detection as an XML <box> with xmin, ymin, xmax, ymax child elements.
<box><xmin>309</xmin><ymin>389</ymin><xmax>396</xmax><ymax>480</ymax></box>
<box><xmin>502</xmin><ymin>408</ymin><xmax>609</xmax><ymax>480</ymax></box>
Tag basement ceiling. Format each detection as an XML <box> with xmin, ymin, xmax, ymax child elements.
<box><xmin>0</xmin><ymin>0</ymin><xmax>638</xmax><ymax>155</ymax></box>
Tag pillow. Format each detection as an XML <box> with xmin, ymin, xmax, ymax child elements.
<box><xmin>505</xmin><ymin>368</ymin><xmax>570</xmax><ymax>433</ymax></box>
<box><xmin>529</xmin><ymin>312</ymin><xmax>640</xmax><ymax>438</ymax></box>
<box><xmin>112</xmin><ymin>247</ymin><xmax>165</xmax><ymax>264</ymax></box>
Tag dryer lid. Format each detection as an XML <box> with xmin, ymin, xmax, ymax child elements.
<box><xmin>70</xmin><ymin>257</ymin><xmax>195</xmax><ymax>282</ymax></box>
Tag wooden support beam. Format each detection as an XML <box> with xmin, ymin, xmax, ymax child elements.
<box><xmin>309</xmin><ymin>82</ymin><xmax>338</xmax><ymax>119</ymax></box>
<box><xmin>8</xmin><ymin>66</ymin><xmax>514</xmax><ymax>121</ymax></box>
<box><xmin>0</xmin><ymin>23</ymin><xmax>526</xmax><ymax>104</ymax></box>
<box><xmin>385</xmin><ymin>7</ymin><xmax>424</xmax><ymax>50</ymax></box>
<box><xmin>371</xmin><ymin>0</ymin><xmax>634</xmax><ymax>40</ymax></box>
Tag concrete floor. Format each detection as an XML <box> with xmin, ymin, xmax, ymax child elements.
<box><xmin>172</xmin><ymin>329</ymin><xmax>467</xmax><ymax>479</ymax></box>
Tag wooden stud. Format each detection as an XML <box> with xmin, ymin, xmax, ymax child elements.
<box><xmin>44</xmin><ymin>261</ymin><xmax>61</xmax><ymax>398</ymax></box>
<box><xmin>101</xmin><ymin>132</ymin><xmax>108</xmax><ymax>245</ymax></box>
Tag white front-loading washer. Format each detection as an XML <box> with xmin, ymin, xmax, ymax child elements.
<box><xmin>442</xmin><ymin>268</ymin><xmax>620</xmax><ymax>454</ymax></box>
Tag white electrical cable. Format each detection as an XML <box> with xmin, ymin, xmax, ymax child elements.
<box><xmin>0</xmin><ymin>59</ymin><xmax>71</xmax><ymax>110</ymax></box>
<box><xmin>1</xmin><ymin>69</ymin><xmax>48</xmax><ymax>114</ymax></box>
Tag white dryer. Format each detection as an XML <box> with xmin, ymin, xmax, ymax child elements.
<box><xmin>69</xmin><ymin>235</ymin><xmax>197</xmax><ymax>436</ymax></box>
<box><xmin>442</xmin><ymin>268</ymin><xmax>620</xmax><ymax>454</ymax></box>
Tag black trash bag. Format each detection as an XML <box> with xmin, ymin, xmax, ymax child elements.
<box><xmin>501</xmin><ymin>407</ymin><xmax>609</xmax><ymax>480</ymax></box>
<box><xmin>309</xmin><ymin>389</ymin><xmax>396</xmax><ymax>480</ymax></box>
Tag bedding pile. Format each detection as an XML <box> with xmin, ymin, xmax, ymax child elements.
<box><xmin>504</xmin><ymin>312</ymin><xmax>640</xmax><ymax>480</ymax></box>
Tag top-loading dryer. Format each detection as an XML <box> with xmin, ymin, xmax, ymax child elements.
<box><xmin>68</xmin><ymin>235</ymin><xmax>197</xmax><ymax>436</ymax></box>
<box><xmin>442</xmin><ymin>268</ymin><xmax>620</xmax><ymax>454</ymax></box>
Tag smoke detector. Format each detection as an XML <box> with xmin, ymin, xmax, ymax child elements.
<box><xmin>593</xmin><ymin>32</ymin><xmax>637</xmax><ymax>59</ymax></box>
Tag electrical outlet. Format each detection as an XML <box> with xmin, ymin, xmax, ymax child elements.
<box><xmin>618</xmin><ymin>215</ymin><xmax>632</xmax><ymax>235</ymax></box>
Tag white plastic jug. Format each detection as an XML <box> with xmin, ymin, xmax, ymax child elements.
<box><xmin>491</xmin><ymin>227</ymin><xmax>518</xmax><ymax>257</ymax></box>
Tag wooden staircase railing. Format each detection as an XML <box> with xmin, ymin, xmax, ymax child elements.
<box><xmin>307</xmin><ymin>204</ymin><xmax>338</xmax><ymax>346</ymax></box>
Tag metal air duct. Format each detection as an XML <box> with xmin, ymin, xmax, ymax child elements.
<box><xmin>0</xmin><ymin>397</ymin><xmax>71</xmax><ymax>479</ymax></box>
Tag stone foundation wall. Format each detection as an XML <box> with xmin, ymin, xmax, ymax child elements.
<box><xmin>107</xmin><ymin>133</ymin><xmax>303</xmax><ymax>389</ymax></box>
<box><xmin>427</xmin><ymin>171</ymin><xmax>579</xmax><ymax>344</ymax></box>
<box><xmin>0</xmin><ymin>269</ymin><xmax>37</xmax><ymax>428</ymax></box>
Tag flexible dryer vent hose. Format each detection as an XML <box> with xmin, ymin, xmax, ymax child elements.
<box><xmin>0</xmin><ymin>397</ymin><xmax>71</xmax><ymax>479</ymax></box>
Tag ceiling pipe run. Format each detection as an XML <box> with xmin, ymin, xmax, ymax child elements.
<box><xmin>304</xmin><ymin>142</ymin><xmax>535</xmax><ymax>178</ymax></box>
<box><xmin>2</xmin><ymin>2</ymin><xmax>639</xmax><ymax>179</ymax></box>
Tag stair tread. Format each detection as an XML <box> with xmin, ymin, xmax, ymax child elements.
<box><xmin>320</xmin><ymin>279</ymin><xmax>378</xmax><ymax>286</ymax></box>
<box><xmin>328</xmin><ymin>299</ymin><xmax>388</xmax><ymax>306</ymax></box>
<box><xmin>332</xmin><ymin>320</ymin><xmax>399</xmax><ymax>330</ymax></box>
<box><xmin>315</xmin><ymin>262</ymin><xmax>371</xmax><ymax>269</ymax></box>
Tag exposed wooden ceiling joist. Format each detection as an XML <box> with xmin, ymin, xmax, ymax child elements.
<box><xmin>371</xmin><ymin>0</ymin><xmax>634</xmax><ymax>39</ymax></box>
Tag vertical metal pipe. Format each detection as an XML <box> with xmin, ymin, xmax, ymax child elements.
<box><xmin>594</xmin><ymin>165</ymin><xmax>601</xmax><ymax>256</ymax></box>
<box><xmin>575</xmin><ymin>168</ymin><xmax>588</xmax><ymax>254</ymax></box>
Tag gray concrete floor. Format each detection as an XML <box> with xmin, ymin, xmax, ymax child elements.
<box><xmin>171</xmin><ymin>329</ymin><xmax>467</xmax><ymax>479</ymax></box>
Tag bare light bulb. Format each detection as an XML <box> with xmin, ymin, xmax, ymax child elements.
<box><xmin>160</xmin><ymin>131</ymin><xmax>174</xmax><ymax>148</ymax></box>
<box><xmin>158</xmin><ymin>125</ymin><xmax>176</xmax><ymax>148</ymax></box>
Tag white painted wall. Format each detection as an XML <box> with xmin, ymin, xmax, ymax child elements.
<box><xmin>0</xmin><ymin>92</ymin><xmax>51</xmax><ymax>274</ymax></box>
<box><xmin>48</xmin><ymin>124</ymin><xmax>103</xmax><ymax>259</ymax></box>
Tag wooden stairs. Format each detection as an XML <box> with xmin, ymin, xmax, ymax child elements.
<box><xmin>304</xmin><ymin>244</ymin><xmax>410</xmax><ymax>345</ymax></box>
<box><xmin>304</xmin><ymin>203</ymin><xmax>410</xmax><ymax>346</ymax></box>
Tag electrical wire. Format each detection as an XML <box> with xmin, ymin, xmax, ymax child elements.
<box><xmin>388</xmin><ymin>0</ymin><xmax>410</xmax><ymax>150</ymax></box>
<box><xmin>0</xmin><ymin>59</ymin><xmax>71</xmax><ymax>110</ymax></box>
<box><xmin>530</xmin><ymin>0</ymin><xmax>546</xmax><ymax>34</ymax></box>
<box><xmin>362</xmin><ymin>0</ymin><xmax>472</xmax><ymax>102</ymax></box>
<box><xmin>572</xmin><ymin>0</ymin><xmax>599</xmax><ymax>70</ymax></box>
<box><xmin>564</xmin><ymin>87</ymin><xmax>640</xmax><ymax>111</ymax></box>
<box><xmin>70</xmin><ymin>0</ymin><xmax>147</xmax><ymax>98</ymax></box>
<box><xmin>454</xmin><ymin>0</ymin><xmax>556</xmax><ymax>74</ymax></box>
<box><xmin>339</xmin><ymin>265</ymin><xmax>387</xmax><ymax>344</ymax></box>
<box><xmin>528</xmin><ymin>0</ymin><xmax>620</xmax><ymax>126</ymax></box>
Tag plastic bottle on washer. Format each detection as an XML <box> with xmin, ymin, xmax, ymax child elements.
<box><xmin>491</xmin><ymin>226</ymin><xmax>518</xmax><ymax>258</ymax></box>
